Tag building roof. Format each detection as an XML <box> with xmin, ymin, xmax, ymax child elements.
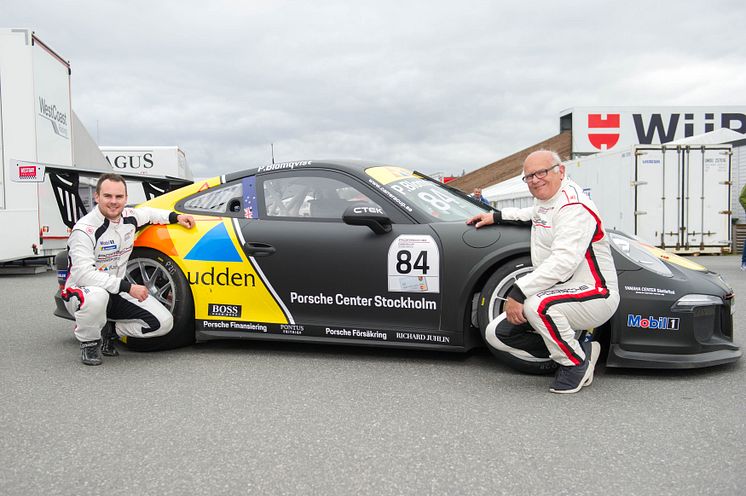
<box><xmin>448</xmin><ymin>131</ymin><xmax>571</xmax><ymax>193</ymax></box>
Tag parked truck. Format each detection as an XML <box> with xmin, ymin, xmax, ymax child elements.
<box><xmin>0</xmin><ymin>29</ymin><xmax>191</xmax><ymax>265</ymax></box>
<box><xmin>565</xmin><ymin>144</ymin><xmax>732</xmax><ymax>253</ymax></box>
<box><xmin>0</xmin><ymin>29</ymin><xmax>77</xmax><ymax>263</ymax></box>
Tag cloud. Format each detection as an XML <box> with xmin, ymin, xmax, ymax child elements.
<box><xmin>4</xmin><ymin>0</ymin><xmax>746</xmax><ymax>178</ymax></box>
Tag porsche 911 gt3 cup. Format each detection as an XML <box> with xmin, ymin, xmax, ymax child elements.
<box><xmin>54</xmin><ymin>160</ymin><xmax>741</xmax><ymax>371</ymax></box>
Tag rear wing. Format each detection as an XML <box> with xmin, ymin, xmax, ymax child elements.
<box><xmin>45</xmin><ymin>166</ymin><xmax>193</xmax><ymax>229</ymax></box>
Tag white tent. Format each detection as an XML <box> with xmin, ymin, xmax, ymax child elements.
<box><xmin>482</xmin><ymin>174</ymin><xmax>532</xmax><ymax>208</ymax></box>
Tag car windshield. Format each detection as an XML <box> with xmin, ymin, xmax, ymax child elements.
<box><xmin>365</xmin><ymin>166</ymin><xmax>488</xmax><ymax>222</ymax></box>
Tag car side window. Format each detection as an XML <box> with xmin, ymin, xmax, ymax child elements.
<box><xmin>262</xmin><ymin>175</ymin><xmax>374</xmax><ymax>219</ymax></box>
<box><xmin>182</xmin><ymin>182</ymin><xmax>244</xmax><ymax>216</ymax></box>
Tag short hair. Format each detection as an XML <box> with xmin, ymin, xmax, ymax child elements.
<box><xmin>96</xmin><ymin>173</ymin><xmax>128</xmax><ymax>194</ymax></box>
<box><xmin>537</xmin><ymin>149</ymin><xmax>563</xmax><ymax>168</ymax></box>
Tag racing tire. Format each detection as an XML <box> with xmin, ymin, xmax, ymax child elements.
<box><xmin>121</xmin><ymin>248</ymin><xmax>195</xmax><ymax>352</ymax></box>
<box><xmin>477</xmin><ymin>256</ymin><xmax>558</xmax><ymax>375</ymax></box>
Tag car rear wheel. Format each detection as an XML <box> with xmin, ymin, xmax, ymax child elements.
<box><xmin>477</xmin><ymin>256</ymin><xmax>558</xmax><ymax>375</ymax></box>
<box><xmin>121</xmin><ymin>248</ymin><xmax>195</xmax><ymax>351</ymax></box>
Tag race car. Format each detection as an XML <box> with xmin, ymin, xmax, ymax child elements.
<box><xmin>54</xmin><ymin>160</ymin><xmax>741</xmax><ymax>371</ymax></box>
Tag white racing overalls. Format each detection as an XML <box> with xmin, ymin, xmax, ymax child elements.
<box><xmin>62</xmin><ymin>206</ymin><xmax>177</xmax><ymax>343</ymax></box>
<box><xmin>493</xmin><ymin>178</ymin><xmax>620</xmax><ymax>366</ymax></box>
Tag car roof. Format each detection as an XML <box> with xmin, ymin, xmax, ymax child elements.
<box><xmin>224</xmin><ymin>159</ymin><xmax>401</xmax><ymax>182</ymax></box>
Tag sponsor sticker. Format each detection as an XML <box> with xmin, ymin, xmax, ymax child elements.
<box><xmin>394</xmin><ymin>331</ymin><xmax>451</xmax><ymax>344</ymax></box>
<box><xmin>12</xmin><ymin>161</ymin><xmax>45</xmax><ymax>183</ymax></box>
<box><xmin>288</xmin><ymin>291</ymin><xmax>438</xmax><ymax>310</ymax></box>
<box><xmin>188</xmin><ymin>267</ymin><xmax>256</xmax><ymax>287</ymax></box>
<box><xmin>280</xmin><ymin>324</ymin><xmax>304</xmax><ymax>335</ymax></box>
<box><xmin>203</xmin><ymin>320</ymin><xmax>268</xmax><ymax>332</ymax></box>
<box><xmin>197</xmin><ymin>321</ymin><xmax>458</xmax><ymax>345</ymax></box>
<box><xmin>208</xmin><ymin>303</ymin><xmax>243</xmax><ymax>318</ymax></box>
<box><xmin>365</xmin><ymin>166</ymin><xmax>415</xmax><ymax>185</ymax></box>
<box><xmin>627</xmin><ymin>314</ymin><xmax>680</xmax><ymax>330</ymax></box>
<box><xmin>325</xmin><ymin>327</ymin><xmax>388</xmax><ymax>341</ymax></box>
<box><xmin>99</xmin><ymin>239</ymin><xmax>117</xmax><ymax>251</ymax></box>
<box><xmin>623</xmin><ymin>285</ymin><xmax>676</xmax><ymax>297</ymax></box>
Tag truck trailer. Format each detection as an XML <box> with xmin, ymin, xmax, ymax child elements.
<box><xmin>0</xmin><ymin>29</ymin><xmax>191</xmax><ymax>264</ymax></box>
<box><xmin>0</xmin><ymin>29</ymin><xmax>75</xmax><ymax>262</ymax></box>
<box><xmin>565</xmin><ymin>144</ymin><xmax>732</xmax><ymax>253</ymax></box>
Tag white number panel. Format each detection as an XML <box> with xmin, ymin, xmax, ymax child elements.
<box><xmin>387</xmin><ymin>235</ymin><xmax>440</xmax><ymax>293</ymax></box>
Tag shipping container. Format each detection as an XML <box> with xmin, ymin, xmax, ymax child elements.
<box><xmin>565</xmin><ymin>144</ymin><xmax>732</xmax><ymax>253</ymax></box>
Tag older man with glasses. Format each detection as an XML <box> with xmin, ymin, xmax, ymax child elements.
<box><xmin>467</xmin><ymin>150</ymin><xmax>619</xmax><ymax>394</ymax></box>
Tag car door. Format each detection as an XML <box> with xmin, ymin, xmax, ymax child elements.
<box><xmin>241</xmin><ymin>169</ymin><xmax>443</xmax><ymax>336</ymax></box>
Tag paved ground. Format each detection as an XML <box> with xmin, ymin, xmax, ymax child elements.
<box><xmin>0</xmin><ymin>256</ymin><xmax>744</xmax><ymax>495</ymax></box>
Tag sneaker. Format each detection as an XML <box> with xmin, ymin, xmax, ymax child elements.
<box><xmin>100</xmin><ymin>323</ymin><xmax>119</xmax><ymax>357</ymax></box>
<box><xmin>549</xmin><ymin>341</ymin><xmax>598</xmax><ymax>394</ymax></box>
<box><xmin>80</xmin><ymin>340</ymin><xmax>103</xmax><ymax>366</ymax></box>
<box><xmin>583</xmin><ymin>342</ymin><xmax>601</xmax><ymax>387</ymax></box>
<box><xmin>741</xmin><ymin>263</ymin><xmax>746</xmax><ymax>271</ymax></box>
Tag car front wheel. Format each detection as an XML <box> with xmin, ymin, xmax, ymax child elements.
<box><xmin>477</xmin><ymin>256</ymin><xmax>558</xmax><ymax>375</ymax></box>
<box><xmin>121</xmin><ymin>248</ymin><xmax>195</xmax><ymax>351</ymax></box>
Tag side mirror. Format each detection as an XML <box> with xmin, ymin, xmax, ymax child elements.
<box><xmin>343</xmin><ymin>204</ymin><xmax>392</xmax><ymax>234</ymax></box>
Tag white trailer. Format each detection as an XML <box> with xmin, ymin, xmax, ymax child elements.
<box><xmin>0</xmin><ymin>29</ymin><xmax>75</xmax><ymax>263</ymax></box>
<box><xmin>1</xmin><ymin>29</ymin><xmax>192</xmax><ymax>265</ymax></box>
<box><xmin>565</xmin><ymin>144</ymin><xmax>732</xmax><ymax>253</ymax></box>
<box><xmin>665</xmin><ymin>128</ymin><xmax>746</xmax><ymax>227</ymax></box>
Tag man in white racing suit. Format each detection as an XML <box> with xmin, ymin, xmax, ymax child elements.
<box><xmin>62</xmin><ymin>173</ymin><xmax>195</xmax><ymax>365</ymax></box>
<box><xmin>467</xmin><ymin>150</ymin><xmax>619</xmax><ymax>393</ymax></box>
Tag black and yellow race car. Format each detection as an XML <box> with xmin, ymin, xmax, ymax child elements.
<box><xmin>54</xmin><ymin>160</ymin><xmax>741</xmax><ymax>371</ymax></box>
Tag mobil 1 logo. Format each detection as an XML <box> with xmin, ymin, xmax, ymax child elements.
<box><xmin>387</xmin><ymin>235</ymin><xmax>440</xmax><ymax>293</ymax></box>
<box><xmin>208</xmin><ymin>304</ymin><xmax>242</xmax><ymax>318</ymax></box>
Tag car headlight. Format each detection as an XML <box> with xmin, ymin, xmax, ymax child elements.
<box><xmin>609</xmin><ymin>233</ymin><xmax>673</xmax><ymax>277</ymax></box>
<box><xmin>725</xmin><ymin>293</ymin><xmax>736</xmax><ymax>315</ymax></box>
<box><xmin>671</xmin><ymin>294</ymin><xmax>723</xmax><ymax>311</ymax></box>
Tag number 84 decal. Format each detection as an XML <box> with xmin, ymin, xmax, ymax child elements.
<box><xmin>387</xmin><ymin>235</ymin><xmax>440</xmax><ymax>294</ymax></box>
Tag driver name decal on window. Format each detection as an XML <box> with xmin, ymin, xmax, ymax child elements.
<box><xmin>387</xmin><ymin>235</ymin><xmax>440</xmax><ymax>293</ymax></box>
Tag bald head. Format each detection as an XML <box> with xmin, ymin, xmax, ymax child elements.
<box><xmin>524</xmin><ymin>150</ymin><xmax>560</xmax><ymax>169</ymax></box>
<box><xmin>522</xmin><ymin>150</ymin><xmax>565</xmax><ymax>201</ymax></box>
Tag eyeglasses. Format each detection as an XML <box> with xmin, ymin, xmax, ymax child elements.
<box><xmin>521</xmin><ymin>164</ymin><xmax>560</xmax><ymax>183</ymax></box>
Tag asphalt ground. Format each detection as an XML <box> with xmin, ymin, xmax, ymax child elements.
<box><xmin>1</xmin><ymin>256</ymin><xmax>744</xmax><ymax>496</ymax></box>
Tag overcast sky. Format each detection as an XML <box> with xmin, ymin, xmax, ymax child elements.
<box><xmin>4</xmin><ymin>0</ymin><xmax>746</xmax><ymax>178</ymax></box>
